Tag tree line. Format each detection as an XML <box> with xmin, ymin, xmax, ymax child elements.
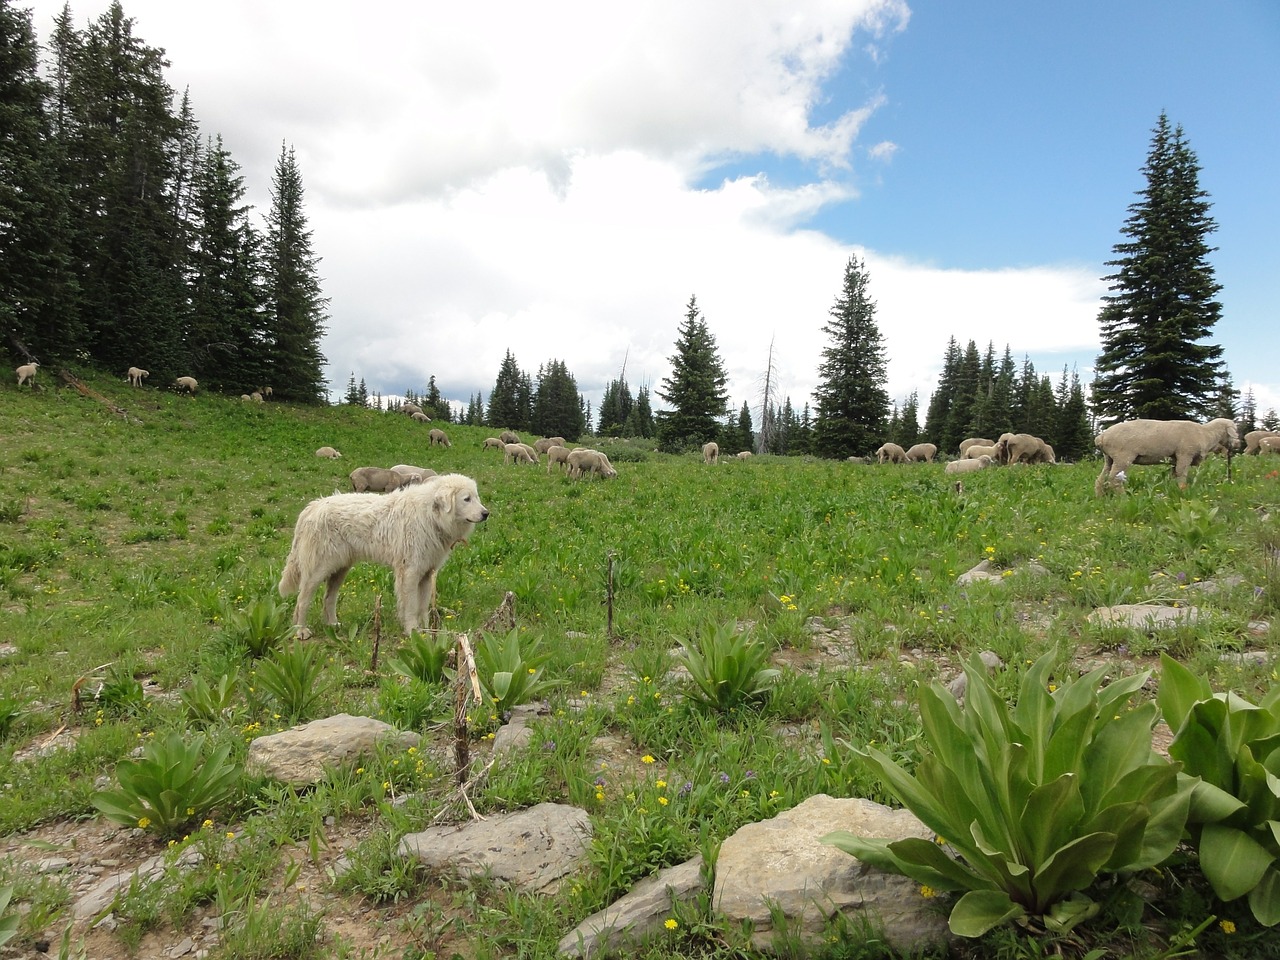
<box><xmin>1</xmin><ymin>0</ymin><xmax>328</xmax><ymax>401</ymax></box>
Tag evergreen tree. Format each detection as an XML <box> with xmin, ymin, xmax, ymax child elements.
<box><xmin>263</xmin><ymin>143</ymin><xmax>328</xmax><ymax>402</ymax></box>
<box><xmin>1262</xmin><ymin>409</ymin><xmax>1280</xmax><ymax>432</ymax></box>
<box><xmin>624</xmin><ymin>385</ymin><xmax>654</xmax><ymax>438</ymax></box>
<box><xmin>1056</xmin><ymin>368</ymin><xmax>1094</xmax><ymax>461</ymax></box>
<box><xmin>597</xmin><ymin>377</ymin><xmax>634</xmax><ymax>437</ymax></box>
<box><xmin>532</xmin><ymin>359</ymin><xmax>586</xmax><ymax>440</ymax></box>
<box><xmin>1210</xmin><ymin>374</ymin><xmax>1238</xmax><ymax>423</ymax></box>
<box><xmin>655</xmin><ymin>295</ymin><xmax>729</xmax><ymax>451</ymax></box>
<box><xmin>942</xmin><ymin>340</ymin><xmax>981</xmax><ymax>453</ymax></box>
<box><xmin>923</xmin><ymin>337</ymin><xmax>961</xmax><ymax>445</ymax></box>
<box><xmin>1239</xmin><ymin>388</ymin><xmax>1257</xmax><ymax>435</ymax></box>
<box><xmin>735</xmin><ymin>401</ymin><xmax>754</xmax><ymax>453</ymax></box>
<box><xmin>812</xmin><ymin>256</ymin><xmax>890</xmax><ymax>459</ymax></box>
<box><xmin>1092</xmin><ymin>113</ymin><xmax>1225</xmax><ymax>423</ymax></box>
<box><xmin>342</xmin><ymin>372</ymin><xmax>368</xmax><ymax>406</ymax></box>
<box><xmin>899</xmin><ymin>391</ymin><xmax>921</xmax><ymax>447</ymax></box>
<box><xmin>486</xmin><ymin>350</ymin><xmax>525</xmax><ymax>428</ymax></box>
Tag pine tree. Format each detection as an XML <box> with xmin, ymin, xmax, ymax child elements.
<box><xmin>942</xmin><ymin>340</ymin><xmax>981</xmax><ymax>453</ymax></box>
<box><xmin>1056</xmin><ymin>368</ymin><xmax>1094</xmax><ymax>461</ymax></box>
<box><xmin>1239</xmin><ymin>388</ymin><xmax>1257</xmax><ymax>435</ymax></box>
<box><xmin>1092</xmin><ymin>113</ymin><xmax>1225</xmax><ymax>423</ymax></box>
<box><xmin>735</xmin><ymin>401</ymin><xmax>754</xmax><ymax>453</ymax></box>
<box><xmin>263</xmin><ymin>143</ymin><xmax>328</xmax><ymax>402</ymax></box>
<box><xmin>625</xmin><ymin>385</ymin><xmax>654</xmax><ymax>439</ymax></box>
<box><xmin>597</xmin><ymin>377</ymin><xmax>634</xmax><ymax>437</ymax></box>
<box><xmin>899</xmin><ymin>391</ymin><xmax>921</xmax><ymax>447</ymax></box>
<box><xmin>532</xmin><ymin>359</ymin><xmax>586</xmax><ymax>440</ymax></box>
<box><xmin>655</xmin><ymin>295</ymin><xmax>729</xmax><ymax>451</ymax></box>
<box><xmin>924</xmin><ymin>337</ymin><xmax>961</xmax><ymax>445</ymax></box>
<box><xmin>812</xmin><ymin>256</ymin><xmax>890</xmax><ymax>459</ymax></box>
<box><xmin>486</xmin><ymin>350</ymin><xmax>525</xmax><ymax>428</ymax></box>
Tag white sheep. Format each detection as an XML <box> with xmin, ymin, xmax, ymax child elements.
<box><xmin>958</xmin><ymin>437</ymin><xmax>995</xmax><ymax>458</ymax></box>
<box><xmin>428</xmin><ymin>428</ymin><xmax>451</xmax><ymax>447</ymax></box>
<box><xmin>504</xmin><ymin>442</ymin><xmax>536</xmax><ymax>465</ymax></box>
<box><xmin>995</xmin><ymin>433</ymin><xmax>1054</xmax><ymax>465</ymax></box>
<box><xmin>1260</xmin><ymin>436</ymin><xmax>1280</xmax><ymax>455</ymax></box>
<box><xmin>173</xmin><ymin>376</ymin><xmax>198</xmax><ymax>395</ymax></box>
<box><xmin>534</xmin><ymin>437</ymin><xmax>567</xmax><ymax>455</ymax></box>
<box><xmin>702</xmin><ymin>441</ymin><xmax>719</xmax><ymax>464</ymax></box>
<box><xmin>250</xmin><ymin>391</ymin><xmax>264</xmax><ymax>403</ymax></box>
<box><xmin>482</xmin><ymin>437</ymin><xmax>505</xmax><ymax>451</ymax></box>
<box><xmin>390</xmin><ymin>464</ymin><xmax>436</xmax><ymax>485</ymax></box>
<box><xmin>875</xmin><ymin>442</ymin><xmax>907</xmax><ymax>464</ymax></box>
<box><xmin>315</xmin><ymin>446</ymin><xmax>343</xmax><ymax>459</ymax></box>
<box><xmin>1244</xmin><ymin>430</ymin><xmax>1280</xmax><ymax>455</ymax></box>
<box><xmin>568</xmin><ymin>448</ymin><xmax>617</xmax><ymax>479</ymax></box>
<box><xmin>545</xmin><ymin>444</ymin><xmax>572</xmax><ymax>473</ymax></box>
<box><xmin>499</xmin><ymin>430</ymin><xmax>521</xmax><ymax>445</ymax></box>
<box><xmin>945</xmin><ymin>455</ymin><xmax>994</xmax><ymax>474</ymax></box>
<box><xmin>15</xmin><ymin>362</ymin><xmax>38</xmax><ymax>387</ymax></box>
<box><xmin>905</xmin><ymin>442</ymin><xmax>938</xmax><ymax>463</ymax></box>
<box><xmin>964</xmin><ymin>444</ymin><xmax>998</xmax><ymax>461</ymax></box>
<box><xmin>411</xmin><ymin>411</ymin><xmax>432</xmax><ymax>424</ymax></box>
<box><xmin>349</xmin><ymin>466</ymin><xmax>406</xmax><ymax>493</ymax></box>
<box><xmin>127</xmin><ymin>366</ymin><xmax>149</xmax><ymax>387</ymax></box>
<box><xmin>736</xmin><ymin>451</ymin><xmax>753</xmax><ymax>459</ymax></box>
<box><xmin>259</xmin><ymin>386</ymin><xmax>273</xmax><ymax>398</ymax></box>
<box><xmin>403</xmin><ymin>402</ymin><xmax>423</xmax><ymax>417</ymax></box>
<box><xmin>1094</xmin><ymin>417</ymin><xmax>1240</xmax><ymax>495</ymax></box>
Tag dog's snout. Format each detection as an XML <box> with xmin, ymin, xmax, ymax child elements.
<box><xmin>479</xmin><ymin>508</ymin><xmax>490</xmax><ymax>522</ymax></box>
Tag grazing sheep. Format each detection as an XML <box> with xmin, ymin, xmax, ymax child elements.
<box><xmin>965</xmin><ymin>444</ymin><xmax>998</xmax><ymax>461</ymax></box>
<box><xmin>545</xmin><ymin>445</ymin><xmax>572</xmax><ymax>473</ymax></box>
<box><xmin>411</xmin><ymin>411</ymin><xmax>432</xmax><ymax>424</ymax></box>
<box><xmin>250</xmin><ymin>391</ymin><xmax>264</xmax><ymax>403</ymax></box>
<box><xmin>534</xmin><ymin>437</ymin><xmax>567</xmax><ymax>455</ymax></box>
<box><xmin>391</xmin><ymin>464</ymin><xmax>436</xmax><ymax>485</ymax></box>
<box><xmin>958</xmin><ymin>437</ymin><xmax>995</xmax><ymax>458</ymax></box>
<box><xmin>905</xmin><ymin>442</ymin><xmax>938</xmax><ymax>463</ymax></box>
<box><xmin>349</xmin><ymin>466</ymin><xmax>406</xmax><ymax>493</ymax></box>
<box><xmin>568</xmin><ymin>448</ymin><xmax>618</xmax><ymax>479</ymax></box>
<box><xmin>945</xmin><ymin>455</ymin><xmax>994</xmax><ymax>475</ymax></box>
<box><xmin>403</xmin><ymin>402</ymin><xmax>423</xmax><ymax>417</ymax></box>
<box><xmin>996</xmin><ymin>433</ymin><xmax>1054</xmax><ymax>465</ymax></box>
<box><xmin>428</xmin><ymin>428</ymin><xmax>451</xmax><ymax>447</ymax></box>
<box><xmin>241</xmin><ymin>394</ymin><xmax>252</xmax><ymax>401</ymax></box>
<box><xmin>1094</xmin><ymin>417</ymin><xmax>1240</xmax><ymax>495</ymax></box>
<box><xmin>315</xmin><ymin>446</ymin><xmax>343</xmax><ymax>459</ymax></box>
<box><xmin>482</xmin><ymin>437</ymin><xmax>505</xmax><ymax>451</ymax></box>
<box><xmin>1260</xmin><ymin>436</ymin><xmax>1280</xmax><ymax>455</ymax></box>
<box><xmin>504</xmin><ymin>443</ymin><xmax>536</xmax><ymax>465</ymax></box>
<box><xmin>278</xmin><ymin>473</ymin><xmax>489</xmax><ymax>635</ymax></box>
<box><xmin>702</xmin><ymin>441</ymin><xmax>719</xmax><ymax>464</ymax></box>
<box><xmin>875</xmin><ymin>442</ymin><xmax>908</xmax><ymax>464</ymax></box>
<box><xmin>736</xmin><ymin>451</ymin><xmax>753</xmax><ymax>459</ymax></box>
<box><xmin>15</xmin><ymin>362</ymin><xmax>38</xmax><ymax>387</ymax></box>
<box><xmin>259</xmin><ymin>386</ymin><xmax>273</xmax><ymax>398</ymax></box>
<box><xmin>127</xmin><ymin>366</ymin><xmax>149</xmax><ymax>387</ymax></box>
<box><xmin>499</xmin><ymin>430</ymin><xmax>521</xmax><ymax>445</ymax></box>
<box><xmin>1244</xmin><ymin>430</ymin><xmax>1280</xmax><ymax>455</ymax></box>
<box><xmin>174</xmin><ymin>376</ymin><xmax>198</xmax><ymax>395</ymax></box>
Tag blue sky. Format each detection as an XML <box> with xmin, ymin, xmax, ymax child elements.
<box><xmin>26</xmin><ymin>0</ymin><xmax>1280</xmax><ymax>421</ymax></box>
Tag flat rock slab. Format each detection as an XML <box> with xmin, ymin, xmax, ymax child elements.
<box><xmin>559</xmin><ymin>856</ymin><xmax>705</xmax><ymax>957</ymax></box>
<box><xmin>399</xmin><ymin>802</ymin><xmax>591</xmax><ymax>894</ymax></box>
<box><xmin>714</xmin><ymin>794</ymin><xmax>951</xmax><ymax>953</ymax></box>
<box><xmin>245</xmin><ymin>714</ymin><xmax>420</xmax><ymax>786</ymax></box>
<box><xmin>1088</xmin><ymin>604</ymin><xmax>1201</xmax><ymax>630</ymax></box>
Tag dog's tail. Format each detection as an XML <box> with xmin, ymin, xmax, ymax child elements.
<box><xmin>278</xmin><ymin>548</ymin><xmax>300</xmax><ymax>597</ymax></box>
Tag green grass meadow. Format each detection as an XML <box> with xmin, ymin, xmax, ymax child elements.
<box><xmin>1</xmin><ymin>372</ymin><xmax>1279</xmax><ymax>958</ymax></box>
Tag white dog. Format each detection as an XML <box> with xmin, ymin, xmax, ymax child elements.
<box><xmin>279</xmin><ymin>473</ymin><xmax>489</xmax><ymax>634</ymax></box>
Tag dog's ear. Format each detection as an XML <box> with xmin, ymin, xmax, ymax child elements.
<box><xmin>432</xmin><ymin>483</ymin><xmax>454</xmax><ymax>514</ymax></box>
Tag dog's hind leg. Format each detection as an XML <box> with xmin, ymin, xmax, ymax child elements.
<box><xmin>321</xmin><ymin>566</ymin><xmax>351</xmax><ymax>625</ymax></box>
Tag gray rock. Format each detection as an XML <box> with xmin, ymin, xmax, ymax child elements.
<box><xmin>558</xmin><ymin>856</ymin><xmax>705</xmax><ymax>957</ymax></box>
<box><xmin>713</xmin><ymin>794</ymin><xmax>951</xmax><ymax>954</ymax></box>
<box><xmin>1088</xmin><ymin>604</ymin><xmax>1201</xmax><ymax>630</ymax></box>
<box><xmin>74</xmin><ymin>849</ymin><xmax>203</xmax><ymax>920</ymax></box>
<box><xmin>245</xmin><ymin>714</ymin><xmax>420</xmax><ymax>786</ymax></box>
<box><xmin>399</xmin><ymin>802</ymin><xmax>591</xmax><ymax>894</ymax></box>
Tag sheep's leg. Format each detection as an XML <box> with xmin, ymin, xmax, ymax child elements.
<box><xmin>321</xmin><ymin>566</ymin><xmax>351</xmax><ymax>625</ymax></box>
<box><xmin>1095</xmin><ymin>455</ymin><xmax>1117</xmax><ymax>496</ymax></box>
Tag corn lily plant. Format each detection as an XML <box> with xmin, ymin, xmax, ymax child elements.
<box><xmin>823</xmin><ymin>652</ymin><xmax>1192</xmax><ymax>937</ymax></box>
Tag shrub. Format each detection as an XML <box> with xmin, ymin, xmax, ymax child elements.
<box><xmin>673</xmin><ymin>620</ymin><xmax>779</xmax><ymax>713</ymax></box>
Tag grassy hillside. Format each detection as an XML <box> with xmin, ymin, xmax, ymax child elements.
<box><xmin>1</xmin><ymin>370</ymin><xmax>1278</xmax><ymax>958</ymax></box>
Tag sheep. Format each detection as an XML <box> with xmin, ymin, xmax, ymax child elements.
<box><xmin>567</xmin><ymin>448</ymin><xmax>617</xmax><ymax>479</ymax></box>
<box><xmin>945</xmin><ymin>455</ymin><xmax>994</xmax><ymax>475</ymax></box>
<box><xmin>958</xmin><ymin>437</ymin><xmax>995</xmax><ymax>458</ymax></box>
<box><xmin>411</xmin><ymin>411</ymin><xmax>432</xmax><ymax>424</ymax></box>
<box><xmin>905</xmin><ymin>442</ymin><xmax>938</xmax><ymax>463</ymax></box>
<box><xmin>1244</xmin><ymin>430</ymin><xmax>1280</xmax><ymax>455</ymax></box>
<box><xmin>1094</xmin><ymin>417</ymin><xmax>1240</xmax><ymax>496</ymax></box>
<box><xmin>1260</xmin><ymin>436</ymin><xmax>1280</xmax><ymax>456</ymax></box>
<box><xmin>965</xmin><ymin>444</ymin><xmax>998</xmax><ymax>461</ymax></box>
<box><xmin>736</xmin><ymin>451</ymin><xmax>753</xmax><ymax>459</ymax></box>
<box><xmin>482</xmin><ymin>437</ymin><xmax>505</xmax><ymax>451</ymax></box>
<box><xmin>241</xmin><ymin>394</ymin><xmax>252</xmax><ymax>401</ymax></box>
<box><xmin>504</xmin><ymin>443</ymin><xmax>536</xmax><ymax>465</ymax></box>
<box><xmin>15</xmin><ymin>362</ymin><xmax>39</xmax><ymax>388</ymax></box>
<box><xmin>875</xmin><ymin>442</ymin><xmax>908</xmax><ymax>464</ymax></box>
<box><xmin>517</xmin><ymin>442</ymin><xmax>539</xmax><ymax>461</ymax></box>
<box><xmin>390</xmin><ymin>464</ymin><xmax>436</xmax><ymax>485</ymax></box>
<box><xmin>995</xmin><ymin>433</ymin><xmax>1054</xmax><ymax>465</ymax></box>
<box><xmin>349</xmin><ymin>466</ymin><xmax>406</xmax><ymax>493</ymax></box>
<box><xmin>499</xmin><ymin>430</ymin><xmax>521</xmax><ymax>445</ymax></box>
<box><xmin>258</xmin><ymin>386</ymin><xmax>273</xmax><ymax>398</ymax></box>
<box><xmin>702</xmin><ymin>441</ymin><xmax>719</xmax><ymax>464</ymax></box>
<box><xmin>126</xmin><ymin>366</ymin><xmax>149</xmax><ymax>387</ymax></box>
<box><xmin>315</xmin><ymin>446</ymin><xmax>343</xmax><ymax>459</ymax></box>
<box><xmin>545</xmin><ymin>444</ymin><xmax>571</xmax><ymax>473</ymax></box>
<box><xmin>250</xmin><ymin>391</ymin><xmax>264</xmax><ymax>403</ymax></box>
<box><xmin>403</xmin><ymin>402</ymin><xmax>424</xmax><ymax>417</ymax></box>
<box><xmin>174</xmin><ymin>376</ymin><xmax>198</xmax><ymax>395</ymax></box>
<box><xmin>534</xmin><ymin>436</ymin><xmax>567</xmax><ymax>455</ymax></box>
<box><xmin>429</xmin><ymin>428</ymin><xmax>451</xmax><ymax>447</ymax></box>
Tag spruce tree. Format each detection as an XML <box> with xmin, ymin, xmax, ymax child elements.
<box><xmin>263</xmin><ymin>143</ymin><xmax>328</xmax><ymax>402</ymax></box>
<box><xmin>924</xmin><ymin>337</ymin><xmax>961</xmax><ymax>445</ymax></box>
<box><xmin>1092</xmin><ymin>113</ymin><xmax>1225</xmax><ymax>423</ymax></box>
<box><xmin>812</xmin><ymin>256</ymin><xmax>890</xmax><ymax>459</ymax></box>
<box><xmin>487</xmin><ymin>350</ymin><xmax>525</xmax><ymax>429</ymax></box>
<box><xmin>625</xmin><ymin>385</ymin><xmax>654</xmax><ymax>438</ymax></box>
<box><xmin>532</xmin><ymin>359</ymin><xmax>586</xmax><ymax>440</ymax></box>
<box><xmin>655</xmin><ymin>295</ymin><xmax>729</xmax><ymax>451</ymax></box>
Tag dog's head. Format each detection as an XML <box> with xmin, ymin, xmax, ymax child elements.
<box><xmin>432</xmin><ymin>475</ymin><xmax>490</xmax><ymax>529</ymax></box>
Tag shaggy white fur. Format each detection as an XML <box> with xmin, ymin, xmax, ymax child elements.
<box><xmin>279</xmin><ymin>473</ymin><xmax>489</xmax><ymax>634</ymax></box>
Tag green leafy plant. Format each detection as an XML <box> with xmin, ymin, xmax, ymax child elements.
<box><xmin>0</xmin><ymin>697</ymin><xmax>24</xmax><ymax>741</ymax></box>
<box><xmin>223</xmin><ymin>594</ymin><xmax>294</xmax><ymax>658</ymax></box>
<box><xmin>823</xmin><ymin>652</ymin><xmax>1192</xmax><ymax>938</ymax></box>
<box><xmin>1158</xmin><ymin>653</ymin><xmax>1280</xmax><ymax>926</ymax></box>
<box><xmin>179</xmin><ymin>668</ymin><xmax>242</xmax><ymax>726</ymax></box>
<box><xmin>474</xmin><ymin>629</ymin><xmax>559</xmax><ymax>716</ymax></box>
<box><xmin>672</xmin><ymin>620</ymin><xmax>780</xmax><ymax>712</ymax></box>
<box><xmin>94</xmin><ymin>664</ymin><xmax>147</xmax><ymax>717</ymax></box>
<box><xmin>388</xmin><ymin>631</ymin><xmax>452</xmax><ymax>684</ymax></box>
<box><xmin>253</xmin><ymin>641</ymin><xmax>327</xmax><ymax>723</ymax></box>
<box><xmin>0</xmin><ymin>885</ymin><xmax>17</xmax><ymax>948</ymax></box>
<box><xmin>91</xmin><ymin>731</ymin><xmax>242</xmax><ymax>836</ymax></box>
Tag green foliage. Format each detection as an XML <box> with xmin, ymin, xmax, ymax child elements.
<box><xmin>179</xmin><ymin>668</ymin><xmax>242</xmax><ymax>726</ymax></box>
<box><xmin>389</xmin><ymin>631</ymin><xmax>452</xmax><ymax>684</ymax></box>
<box><xmin>655</xmin><ymin>295</ymin><xmax>729</xmax><ymax>450</ymax></box>
<box><xmin>252</xmin><ymin>641</ymin><xmax>328</xmax><ymax>723</ymax></box>
<box><xmin>0</xmin><ymin>885</ymin><xmax>16</xmax><ymax>948</ymax></box>
<box><xmin>824</xmin><ymin>652</ymin><xmax>1193</xmax><ymax>938</ymax></box>
<box><xmin>91</xmin><ymin>731</ymin><xmax>242</xmax><ymax>836</ymax></box>
<box><xmin>0</xmin><ymin>697</ymin><xmax>24</xmax><ymax>741</ymax></box>
<box><xmin>94</xmin><ymin>664</ymin><xmax>148</xmax><ymax>718</ymax></box>
<box><xmin>1158</xmin><ymin>654</ymin><xmax>1280</xmax><ymax>926</ymax></box>
<box><xmin>223</xmin><ymin>595</ymin><xmax>295</xmax><ymax>658</ymax></box>
<box><xmin>474</xmin><ymin>630</ymin><xmax>560</xmax><ymax>716</ymax></box>
<box><xmin>672</xmin><ymin>620</ymin><xmax>780</xmax><ymax>713</ymax></box>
